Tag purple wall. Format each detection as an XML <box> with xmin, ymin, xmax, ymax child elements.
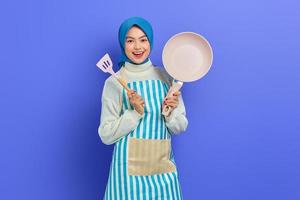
<box><xmin>1</xmin><ymin>0</ymin><xmax>299</xmax><ymax>199</ymax></box>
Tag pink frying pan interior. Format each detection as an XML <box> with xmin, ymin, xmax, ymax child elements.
<box><xmin>162</xmin><ymin>32</ymin><xmax>213</xmax><ymax>82</ymax></box>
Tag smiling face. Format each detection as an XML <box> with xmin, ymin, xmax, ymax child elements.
<box><xmin>125</xmin><ymin>26</ymin><xmax>151</xmax><ymax>64</ymax></box>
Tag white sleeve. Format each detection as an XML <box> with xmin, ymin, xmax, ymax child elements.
<box><xmin>164</xmin><ymin>93</ymin><xmax>188</xmax><ymax>135</ymax></box>
<box><xmin>98</xmin><ymin>77</ymin><xmax>144</xmax><ymax>145</ymax></box>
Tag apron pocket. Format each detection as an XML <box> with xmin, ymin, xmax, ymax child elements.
<box><xmin>127</xmin><ymin>137</ymin><xmax>176</xmax><ymax>176</ymax></box>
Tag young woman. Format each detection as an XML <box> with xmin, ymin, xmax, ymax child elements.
<box><xmin>98</xmin><ymin>16</ymin><xmax>188</xmax><ymax>199</ymax></box>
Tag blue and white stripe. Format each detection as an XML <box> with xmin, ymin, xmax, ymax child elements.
<box><xmin>103</xmin><ymin>80</ymin><xmax>183</xmax><ymax>200</ymax></box>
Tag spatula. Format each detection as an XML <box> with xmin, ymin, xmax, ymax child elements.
<box><xmin>96</xmin><ymin>53</ymin><xmax>130</xmax><ymax>92</ymax></box>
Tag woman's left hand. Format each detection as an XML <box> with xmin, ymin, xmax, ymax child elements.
<box><xmin>163</xmin><ymin>91</ymin><xmax>181</xmax><ymax>115</ymax></box>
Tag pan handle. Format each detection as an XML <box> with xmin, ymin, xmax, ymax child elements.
<box><xmin>162</xmin><ymin>81</ymin><xmax>183</xmax><ymax>116</ymax></box>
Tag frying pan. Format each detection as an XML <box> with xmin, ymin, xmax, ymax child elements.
<box><xmin>162</xmin><ymin>32</ymin><xmax>213</xmax><ymax>116</ymax></box>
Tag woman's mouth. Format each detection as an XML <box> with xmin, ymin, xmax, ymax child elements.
<box><xmin>132</xmin><ymin>51</ymin><xmax>144</xmax><ymax>58</ymax></box>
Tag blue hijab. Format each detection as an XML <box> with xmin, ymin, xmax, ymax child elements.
<box><xmin>118</xmin><ymin>17</ymin><xmax>153</xmax><ymax>67</ymax></box>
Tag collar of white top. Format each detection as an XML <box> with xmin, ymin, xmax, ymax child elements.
<box><xmin>124</xmin><ymin>59</ymin><xmax>152</xmax><ymax>72</ymax></box>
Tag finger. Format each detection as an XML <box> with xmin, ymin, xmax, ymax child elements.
<box><xmin>173</xmin><ymin>91</ymin><xmax>181</xmax><ymax>96</ymax></box>
<box><xmin>163</xmin><ymin>98</ymin><xmax>171</xmax><ymax>105</ymax></box>
<box><xmin>165</xmin><ymin>97</ymin><xmax>178</xmax><ymax>103</ymax></box>
<box><xmin>130</xmin><ymin>91</ymin><xmax>136</xmax><ymax>95</ymax></box>
<box><xmin>127</xmin><ymin>92</ymin><xmax>134</xmax><ymax>99</ymax></box>
<box><xmin>137</xmin><ymin>100</ymin><xmax>144</xmax><ymax>106</ymax></box>
<box><xmin>133</xmin><ymin>96</ymin><xmax>142</xmax><ymax>102</ymax></box>
<box><xmin>127</xmin><ymin>89</ymin><xmax>133</xmax><ymax>94</ymax></box>
<box><xmin>165</xmin><ymin>100</ymin><xmax>179</xmax><ymax>106</ymax></box>
<box><xmin>135</xmin><ymin>93</ymin><xmax>142</xmax><ymax>98</ymax></box>
<box><xmin>166</xmin><ymin>102</ymin><xmax>178</xmax><ymax>108</ymax></box>
<box><xmin>133</xmin><ymin>96</ymin><xmax>143</xmax><ymax>102</ymax></box>
<box><xmin>168</xmin><ymin>98</ymin><xmax>179</xmax><ymax>103</ymax></box>
<box><xmin>165</xmin><ymin>103</ymin><xmax>178</xmax><ymax>108</ymax></box>
<box><xmin>136</xmin><ymin>104</ymin><xmax>144</xmax><ymax>110</ymax></box>
<box><xmin>163</xmin><ymin>95</ymin><xmax>170</xmax><ymax>100</ymax></box>
<box><xmin>131</xmin><ymin>92</ymin><xmax>139</xmax><ymax>98</ymax></box>
<box><xmin>137</xmin><ymin>97</ymin><xmax>144</xmax><ymax>102</ymax></box>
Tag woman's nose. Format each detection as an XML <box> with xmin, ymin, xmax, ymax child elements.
<box><xmin>134</xmin><ymin>41</ymin><xmax>141</xmax><ymax>49</ymax></box>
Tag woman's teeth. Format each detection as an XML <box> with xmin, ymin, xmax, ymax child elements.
<box><xmin>133</xmin><ymin>51</ymin><xmax>144</xmax><ymax>57</ymax></box>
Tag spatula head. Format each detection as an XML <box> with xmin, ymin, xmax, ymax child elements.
<box><xmin>96</xmin><ymin>53</ymin><xmax>114</xmax><ymax>74</ymax></box>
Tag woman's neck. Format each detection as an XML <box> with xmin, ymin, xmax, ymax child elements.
<box><xmin>124</xmin><ymin>59</ymin><xmax>152</xmax><ymax>72</ymax></box>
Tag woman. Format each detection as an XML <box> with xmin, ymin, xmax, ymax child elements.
<box><xmin>98</xmin><ymin>16</ymin><xmax>188</xmax><ymax>199</ymax></box>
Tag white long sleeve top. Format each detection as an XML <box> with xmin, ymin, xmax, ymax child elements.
<box><xmin>98</xmin><ymin>59</ymin><xmax>188</xmax><ymax>145</ymax></box>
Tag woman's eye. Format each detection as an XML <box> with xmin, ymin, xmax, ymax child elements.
<box><xmin>127</xmin><ymin>40</ymin><xmax>133</xmax><ymax>43</ymax></box>
<box><xmin>141</xmin><ymin>39</ymin><xmax>148</xmax><ymax>42</ymax></box>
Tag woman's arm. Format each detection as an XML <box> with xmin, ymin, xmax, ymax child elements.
<box><xmin>164</xmin><ymin>93</ymin><xmax>188</xmax><ymax>134</ymax></box>
<box><xmin>98</xmin><ymin>77</ymin><xmax>143</xmax><ymax>145</ymax></box>
<box><xmin>159</xmin><ymin>67</ymin><xmax>188</xmax><ymax>135</ymax></box>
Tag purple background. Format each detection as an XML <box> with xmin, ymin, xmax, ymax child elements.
<box><xmin>1</xmin><ymin>0</ymin><xmax>300</xmax><ymax>199</ymax></box>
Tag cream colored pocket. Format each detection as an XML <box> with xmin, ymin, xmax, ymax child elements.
<box><xmin>127</xmin><ymin>138</ymin><xmax>176</xmax><ymax>176</ymax></box>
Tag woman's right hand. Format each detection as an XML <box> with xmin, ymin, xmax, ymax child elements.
<box><xmin>127</xmin><ymin>89</ymin><xmax>145</xmax><ymax>115</ymax></box>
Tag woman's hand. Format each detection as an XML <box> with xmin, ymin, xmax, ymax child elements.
<box><xmin>127</xmin><ymin>89</ymin><xmax>145</xmax><ymax>115</ymax></box>
<box><xmin>163</xmin><ymin>91</ymin><xmax>181</xmax><ymax>116</ymax></box>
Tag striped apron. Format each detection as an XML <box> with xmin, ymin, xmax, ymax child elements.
<box><xmin>103</xmin><ymin>79</ymin><xmax>183</xmax><ymax>200</ymax></box>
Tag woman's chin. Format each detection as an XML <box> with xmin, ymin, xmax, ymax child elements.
<box><xmin>130</xmin><ymin>57</ymin><xmax>147</xmax><ymax>64</ymax></box>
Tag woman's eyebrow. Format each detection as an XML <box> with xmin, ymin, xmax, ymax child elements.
<box><xmin>126</xmin><ymin>35</ymin><xmax>147</xmax><ymax>39</ymax></box>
